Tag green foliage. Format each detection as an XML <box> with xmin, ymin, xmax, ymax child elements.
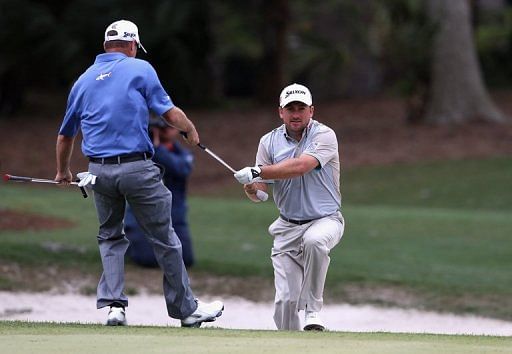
<box><xmin>4</xmin><ymin>0</ymin><xmax>512</xmax><ymax>115</ymax></box>
<box><xmin>289</xmin><ymin>1</ymin><xmax>377</xmax><ymax>97</ymax></box>
<box><xmin>376</xmin><ymin>0</ymin><xmax>435</xmax><ymax>96</ymax></box>
<box><xmin>0</xmin><ymin>0</ymin><xmax>217</xmax><ymax>113</ymax></box>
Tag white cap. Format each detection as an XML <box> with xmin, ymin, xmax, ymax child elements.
<box><xmin>104</xmin><ymin>20</ymin><xmax>147</xmax><ymax>53</ymax></box>
<box><xmin>279</xmin><ymin>83</ymin><xmax>312</xmax><ymax>108</ymax></box>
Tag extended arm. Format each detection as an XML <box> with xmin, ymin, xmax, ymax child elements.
<box><xmin>235</xmin><ymin>154</ymin><xmax>319</xmax><ymax>185</ymax></box>
<box><xmin>55</xmin><ymin>134</ymin><xmax>76</xmax><ymax>183</ymax></box>
<box><xmin>162</xmin><ymin>107</ymin><xmax>199</xmax><ymax>146</ymax></box>
<box><xmin>260</xmin><ymin>154</ymin><xmax>319</xmax><ymax>179</ymax></box>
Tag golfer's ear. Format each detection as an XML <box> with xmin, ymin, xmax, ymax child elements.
<box><xmin>278</xmin><ymin>107</ymin><xmax>284</xmax><ymax>119</ymax></box>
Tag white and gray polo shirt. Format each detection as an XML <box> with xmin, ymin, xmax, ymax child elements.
<box><xmin>256</xmin><ymin>119</ymin><xmax>341</xmax><ymax>220</ymax></box>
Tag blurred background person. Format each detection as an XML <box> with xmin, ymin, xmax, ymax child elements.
<box><xmin>125</xmin><ymin>117</ymin><xmax>195</xmax><ymax>268</ymax></box>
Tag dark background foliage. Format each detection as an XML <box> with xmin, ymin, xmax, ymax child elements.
<box><xmin>1</xmin><ymin>0</ymin><xmax>511</xmax><ymax>116</ymax></box>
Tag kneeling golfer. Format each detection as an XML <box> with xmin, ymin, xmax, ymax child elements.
<box><xmin>55</xmin><ymin>19</ymin><xmax>223</xmax><ymax>327</ymax></box>
<box><xmin>234</xmin><ymin>84</ymin><xmax>345</xmax><ymax>331</ymax></box>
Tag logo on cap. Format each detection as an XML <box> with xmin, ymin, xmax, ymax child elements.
<box><xmin>284</xmin><ymin>90</ymin><xmax>307</xmax><ymax>99</ymax></box>
<box><xmin>279</xmin><ymin>83</ymin><xmax>312</xmax><ymax>107</ymax></box>
<box><xmin>104</xmin><ymin>20</ymin><xmax>147</xmax><ymax>54</ymax></box>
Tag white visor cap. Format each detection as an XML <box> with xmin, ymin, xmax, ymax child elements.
<box><xmin>104</xmin><ymin>20</ymin><xmax>147</xmax><ymax>53</ymax></box>
<box><xmin>279</xmin><ymin>83</ymin><xmax>312</xmax><ymax>108</ymax></box>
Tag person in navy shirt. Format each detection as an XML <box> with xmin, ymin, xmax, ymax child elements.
<box><xmin>125</xmin><ymin>119</ymin><xmax>195</xmax><ymax>268</ymax></box>
<box><xmin>55</xmin><ymin>19</ymin><xmax>223</xmax><ymax>327</ymax></box>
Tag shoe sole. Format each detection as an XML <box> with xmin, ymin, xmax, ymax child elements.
<box><xmin>106</xmin><ymin>319</ymin><xmax>127</xmax><ymax>326</ymax></box>
<box><xmin>181</xmin><ymin>306</ymin><xmax>224</xmax><ymax>328</ymax></box>
<box><xmin>303</xmin><ymin>324</ymin><xmax>325</xmax><ymax>331</ymax></box>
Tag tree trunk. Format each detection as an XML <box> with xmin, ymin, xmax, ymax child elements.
<box><xmin>257</xmin><ymin>0</ymin><xmax>289</xmax><ymax>103</ymax></box>
<box><xmin>424</xmin><ymin>0</ymin><xmax>507</xmax><ymax>124</ymax></box>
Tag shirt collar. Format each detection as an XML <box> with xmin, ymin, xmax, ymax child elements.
<box><xmin>282</xmin><ymin>118</ymin><xmax>314</xmax><ymax>141</ymax></box>
<box><xmin>94</xmin><ymin>52</ymin><xmax>128</xmax><ymax>64</ymax></box>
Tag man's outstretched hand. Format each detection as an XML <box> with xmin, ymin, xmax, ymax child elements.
<box><xmin>234</xmin><ymin>166</ymin><xmax>262</xmax><ymax>184</ymax></box>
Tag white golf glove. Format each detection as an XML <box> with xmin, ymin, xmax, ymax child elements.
<box><xmin>234</xmin><ymin>166</ymin><xmax>262</xmax><ymax>184</ymax></box>
<box><xmin>77</xmin><ymin>172</ymin><xmax>97</xmax><ymax>188</ymax></box>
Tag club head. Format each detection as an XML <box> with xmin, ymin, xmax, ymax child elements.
<box><xmin>3</xmin><ymin>174</ymin><xmax>10</xmax><ymax>182</ymax></box>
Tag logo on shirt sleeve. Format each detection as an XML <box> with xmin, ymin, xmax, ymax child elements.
<box><xmin>307</xmin><ymin>142</ymin><xmax>320</xmax><ymax>152</ymax></box>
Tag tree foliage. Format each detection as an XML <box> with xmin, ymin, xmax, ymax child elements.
<box><xmin>1</xmin><ymin>0</ymin><xmax>512</xmax><ymax>121</ymax></box>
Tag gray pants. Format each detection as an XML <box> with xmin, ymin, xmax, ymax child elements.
<box><xmin>89</xmin><ymin>159</ymin><xmax>197</xmax><ymax>319</ymax></box>
<box><xmin>268</xmin><ymin>212</ymin><xmax>344</xmax><ymax>330</ymax></box>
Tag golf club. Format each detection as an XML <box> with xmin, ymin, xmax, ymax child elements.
<box><xmin>179</xmin><ymin>132</ymin><xmax>269</xmax><ymax>202</ymax></box>
<box><xmin>4</xmin><ymin>174</ymin><xmax>88</xmax><ymax>198</ymax></box>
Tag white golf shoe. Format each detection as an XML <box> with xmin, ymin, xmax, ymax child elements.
<box><xmin>106</xmin><ymin>307</ymin><xmax>127</xmax><ymax>326</ymax></box>
<box><xmin>304</xmin><ymin>311</ymin><xmax>325</xmax><ymax>331</ymax></box>
<box><xmin>181</xmin><ymin>300</ymin><xmax>224</xmax><ymax>328</ymax></box>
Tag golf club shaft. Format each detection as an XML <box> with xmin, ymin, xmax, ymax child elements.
<box><xmin>179</xmin><ymin>132</ymin><xmax>269</xmax><ymax>201</ymax></box>
<box><xmin>4</xmin><ymin>174</ymin><xmax>88</xmax><ymax>198</ymax></box>
<box><xmin>202</xmin><ymin>146</ymin><xmax>236</xmax><ymax>173</ymax></box>
<box><xmin>4</xmin><ymin>174</ymin><xmax>79</xmax><ymax>185</ymax></box>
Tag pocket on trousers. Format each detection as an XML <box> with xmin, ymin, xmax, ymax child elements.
<box><xmin>146</xmin><ymin>163</ymin><xmax>164</xmax><ymax>183</ymax></box>
<box><xmin>154</xmin><ymin>163</ymin><xmax>165</xmax><ymax>179</ymax></box>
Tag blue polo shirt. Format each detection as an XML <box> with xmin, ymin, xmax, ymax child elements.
<box><xmin>59</xmin><ymin>52</ymin><xmax>174</xmax><ymax>157</ymax></box>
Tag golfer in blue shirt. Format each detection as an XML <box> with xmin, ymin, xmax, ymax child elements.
<box><xmin>55</xmin><ymin>19</ymin><xmax>223</xmax><ymax>327</ymax></box>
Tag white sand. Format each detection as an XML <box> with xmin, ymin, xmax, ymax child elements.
<box><xmin>1</xmin><ymin>291</ymin><xmax>511</xmax><ymax>336</ymax></box>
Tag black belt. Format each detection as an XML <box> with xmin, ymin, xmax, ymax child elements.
<box><xmin>89</xmin><ymin>152</ymin><xmax>152</xmax><ymax>164</ymax></box>
<box><xmin>280</xmin><ymin>214</ymin><xmax>314</xmax><ymax>225</ymax></box>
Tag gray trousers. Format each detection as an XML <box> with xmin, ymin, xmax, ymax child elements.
<box><xmin>268</xmin><ymin>212</ymin><xmax>344</xmax><ymax>330</ymax></box>
<box><xmin>88</xmin><ymin>159</ymin><xmax>197</xmax><ymax>319</ymax></box>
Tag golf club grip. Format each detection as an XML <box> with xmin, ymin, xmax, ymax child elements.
<box><xmin>75</xmin><ymin>179</ymin><xmax>88</xmax><ymax>199</ymax></box>
<box><xmin>256</xmin><ymin>190</ymin><xmax>269</xmax><ymax>202</ymax></box>
<box><xmin>180</xmin><ymin>131</ymin><xmax>206</xmax><ymax>150</ymax></box>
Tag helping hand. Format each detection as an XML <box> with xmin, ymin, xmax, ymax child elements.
<box><xmin>77</xmin><ymin>172</ymin><xmax>97</xmax><ymax>188</ymax></box>
<box><xmin>234</xmin><ymin>166</ymin><xmax>262</xmax><ymax>184</ymax></box>
<box><xmin>55</xmin><ymin>170</ymin><xmax>73</xmax><ymax>184</ymax></box>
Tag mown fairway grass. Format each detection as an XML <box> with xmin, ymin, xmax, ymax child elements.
<box><xmin>0</xmin><ymin>321</ymin><xmax>511</xmax><ymax>354</ymax></box>
<box><xmin>0</xmin><ymin>157</ymin><xmax>511</xmax><ymax>318</ymax></box>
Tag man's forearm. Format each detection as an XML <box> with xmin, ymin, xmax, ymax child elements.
<box><xmin>260</xmin><ymin>155</ymin><xmax>319</xmax><ymax>180</ymax></box>
<box><xmin>56</xmin><ymin>135</ymin><xmax>75</xmax><ymax>173</ymax></box>
<box><xmin>162</xmin><ymin>106</ymin><xmax>195</xmax><ymax>133</ymax></box>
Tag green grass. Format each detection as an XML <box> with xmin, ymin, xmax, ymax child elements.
<box><xmin>343</xmin><ymin>156</ymin><xmax>512</xmax><ymax>210</ymax></box>
<box><xmin>0</xmin><ymin>321</ymin><xmax>511</xmax><ymax>354</ymax></box>
<box><xmin>1</xmin><ymin>157</ymin><xmax>512</xmax><ymax>318</ymax></box>
<box><xmin>0</xmin><ymin>185</ymin><xmax>100</xmax><ymax>269</ymax></box>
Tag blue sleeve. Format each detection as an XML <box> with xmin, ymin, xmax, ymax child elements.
<box><xmin>144</xmin><ymin>63</ymin><xmax>174</xmax><ymax>116</ymax></box>
<box><xmin>153</xmin><ymin>144</ymin><xmax>193</xmax><ymax>179</ymax></box>
<box><xmin>58</xmin><ymin>85</ymin><xmax>81</xmax><ymax>137</ymax></box>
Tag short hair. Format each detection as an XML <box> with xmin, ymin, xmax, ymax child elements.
<box><xmin>104</xmin><ymin>40</ymin><xmax>132</xmax><ymax>50</ymax></box>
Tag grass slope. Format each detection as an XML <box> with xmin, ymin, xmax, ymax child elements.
<box><xmin>0</xmin><ymin>157</ymin><xmax>511</xmax><ymax>318</ymax></box>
